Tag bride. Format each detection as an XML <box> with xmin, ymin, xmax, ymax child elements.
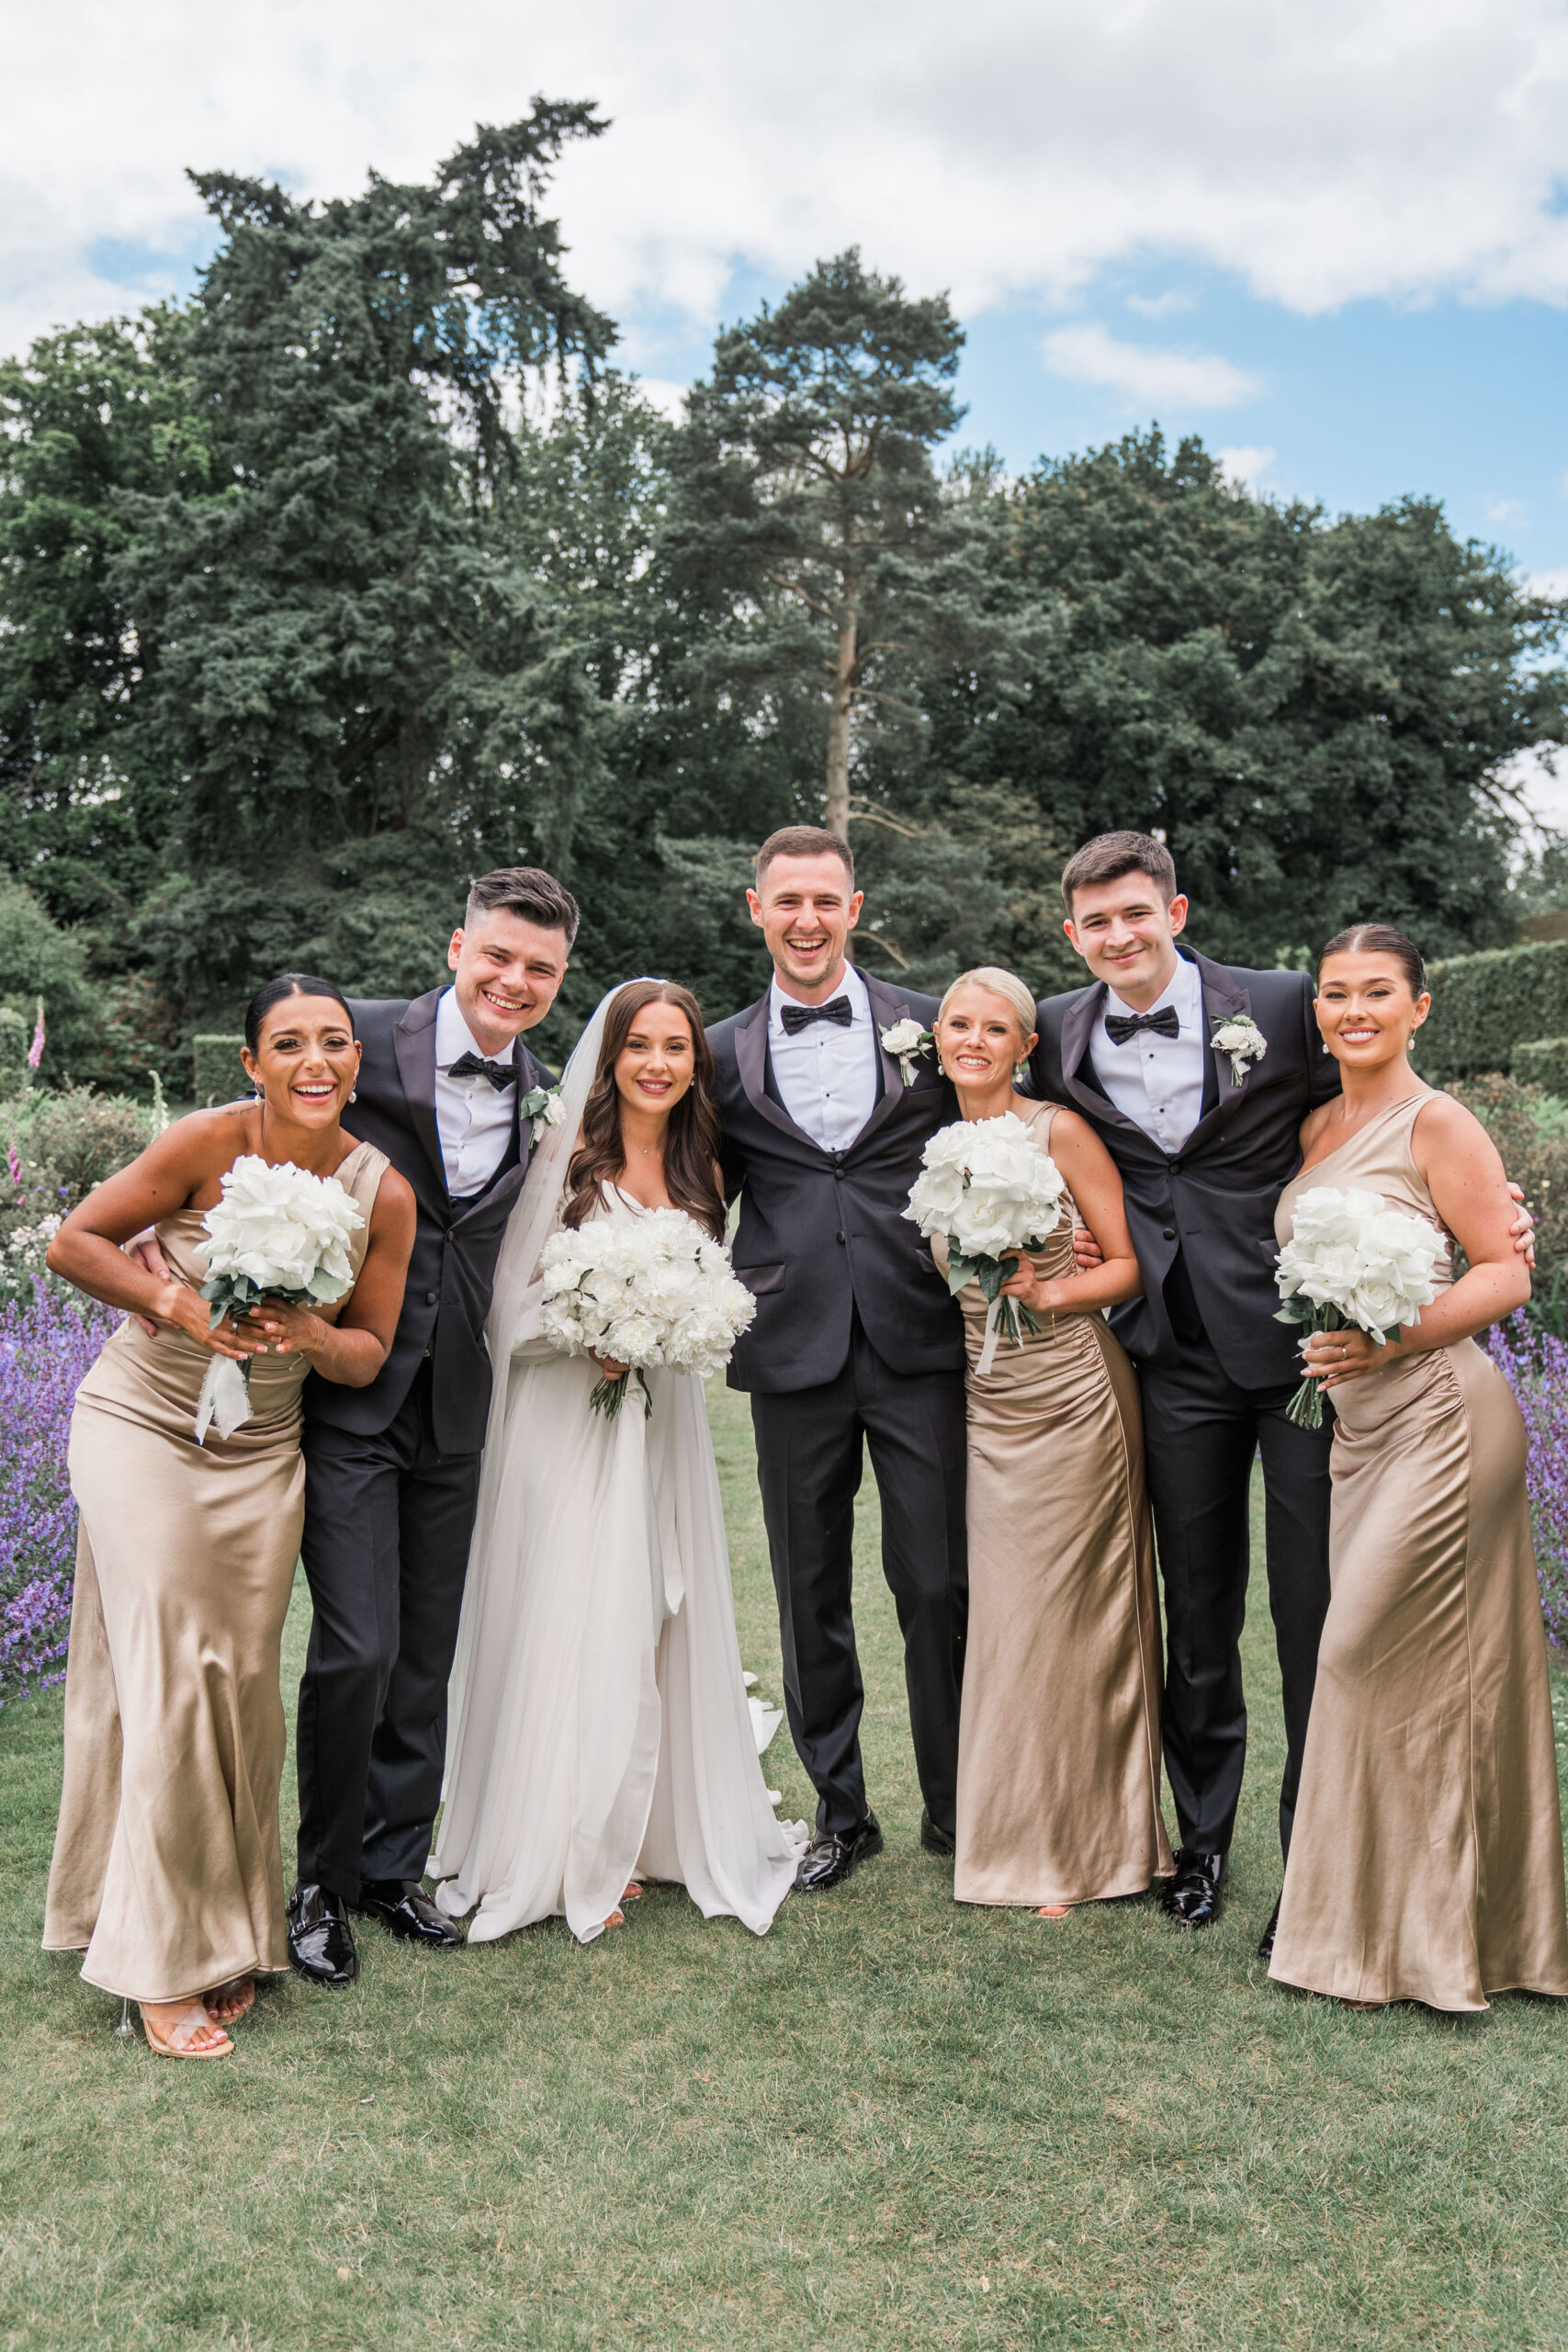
<box><xmin>429</xmin><ymin>978</ymin><xmax>802</xmax><ymax>1944</ymax></box>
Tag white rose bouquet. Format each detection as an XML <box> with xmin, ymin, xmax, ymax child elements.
<box><xmin>903</xmin><ymin>1113</ymin><xmax>1068</xmax><ymax>1374</ymax></box>
<box><xmin>194</xmin><ymin>1154</ymin><xmax>366</xmax><ymax>1442</ymax></box>
<box><xmin>1274</xmin><ymin>1183</ymin><xmax>1442</xmax><ymax>1429</ymax></box>
<box><xmin>540</xmin><ymin>1207</ymin><xmax>758</xmax><ymax>1419</ymax></box>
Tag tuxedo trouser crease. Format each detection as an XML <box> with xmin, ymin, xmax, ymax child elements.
<box><xmin>750</xmin><ymin>1314</ymin><xmax>967</xmax><ymax>1838</ymax></box>
<box><xmin>1136</xmin><ymin>1336</ymin><xmax>1332</xmax><ymax>1860</ymax></box>
<box><xmin>297</xmin><ymin>1361</ymin><xmax>482</xmax><ymax>1898</ymax></box>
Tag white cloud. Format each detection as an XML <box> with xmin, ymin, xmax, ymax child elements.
<box><xmin>1527</xmin><ymin>568</ymin><xmax>1568</xmax><ymax>599</ymax></box>
<box><xmin>1126</xmin><ymin>291</ymin><xmax>1197</xmax><ymax>319</ymax></box>
<box><xmin>1488</xmin><ymin>495</ymin><xmax>1531</xmax><ymax>525</ymax></box>
<box><xmin>7</xmin><ymin>1</ymin><xmax>1568</xmax><ymax>363</ymax></box>
<box><xmin>1217</xmin><ymin>445</ymin><xmax>1277</xmax><ymax>491</ymax></box>
<box><xmin>1042</xmin><ymin>324</ymin><xmax>1262</xmax><ymax>411</ymax></box>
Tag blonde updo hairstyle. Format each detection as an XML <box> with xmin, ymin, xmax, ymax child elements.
<box><xmin>936</xmin><ymin>967</ymin><xmax>1039</xmax><ymax>1058</ymax></box>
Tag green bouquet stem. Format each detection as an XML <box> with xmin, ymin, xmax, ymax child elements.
<box><xmin>590</xmin><ymin>1367</ymin><xmax>654</xmax><ymax>1420</ymax></box>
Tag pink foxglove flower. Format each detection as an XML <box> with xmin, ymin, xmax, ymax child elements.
<box><xmin>26</xmin><ymin>1001</ymin><xmax>44</xmax><ymax>1072</ymax></box>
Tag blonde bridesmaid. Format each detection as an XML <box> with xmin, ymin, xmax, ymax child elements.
<box><xmin>42</xmin><ymin>977</ymin><xmax>414</xmax><ymax>2057</ymax></box>
<box><xmin>1270</xmin><ymin>923</ymin><xmax>1568</xmax><ymax>2012</ymax></box>
<box><xmin>932</xmin><ymin>967</ymin><xmax>1173</xmax><ymax>1914</ymax></box>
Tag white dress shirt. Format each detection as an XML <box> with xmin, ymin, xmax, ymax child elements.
<box><xmin>433</xmin><ymin>987</ymin><xmax>517</xmax><ymax>1198</ymax></box>
<box><xmin>768</xmin><ymin>964</ymin><xmax>878</xmax><ymax>1153</ymax></box>
<box><xmin>1089</xmin><ymin>953</ymin><xmax>1206</xmax><ymax>1155</ymax></box>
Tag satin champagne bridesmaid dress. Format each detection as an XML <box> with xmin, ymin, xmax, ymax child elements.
<box><xmin>943</xmin><ymin>1100</ymin><xmax>1173</xmax><ymax>1908</ymax></box>
<box><xmin>43</xmin><ymin>1142</ymin><xmax>389</xmax><ymax>2004</ymax></box>
<box><xmin>1270</xmin><ymin>1091</ymin><xmax>1568</xmax><ymax>2011</ymax></box>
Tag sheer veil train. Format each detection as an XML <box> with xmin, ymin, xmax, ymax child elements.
<box><xmin>429</xmin><ymin>984</ymin><xmax>803</xmax><ymax>1945</ymax></box>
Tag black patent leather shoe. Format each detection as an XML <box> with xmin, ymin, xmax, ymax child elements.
<box><xmin>288</xmin><ymin>1882</ymin><xmax>358</xmax><ymax>1987</ymax></box>
<box><xmin>919</xmin><ymin>1808</ymin><xmax>956</xmax><ymax>1858</ymax></box>
<box><xmin>794</xmin><ymin>1813</ymin><xmax>884</xmax><ymax>1893</ymax></box>
<box><xmin>353</xmin><ymin>1878</ymin><xmax>464</xmax><ymax>1949</ymax></box>
<box><xmin>1159</xmin><ymin>1848</ymin><xmax>1226</xmax><ymax>1928</ymax></box>
<box><xmin>1258</xmin><ymin>1896</ymin><xmax>1280</xmax><ymax>1962</ymax></box>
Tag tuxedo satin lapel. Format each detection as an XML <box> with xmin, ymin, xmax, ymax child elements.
<box><xmin>393</xmin><ymin>991</ymin><xmax>448</xmax><ymax>1198</ymax></box>
<box><xmin>1184</xmin><ymin>954</ymin><xmax>1253</xmax><ymax>1149</ymax></box>
<box><xmin>734</xmin><ymin>993</ymin><xmax>818</xmax><ymax>1148</ymax></box>
<box><xmin>1059</xmin><ymin>982</ymin><xmax>1141</xmax><ymax>1134</ymax></box>
<box><xmin>853</xmin><ymin>971</ymin><xmax>919</xmax><ymax>1148</ymax></box>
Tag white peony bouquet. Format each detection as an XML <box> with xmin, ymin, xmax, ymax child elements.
<box><xmin>193</xmin><ymin>1154</ymin><xmax>366</xmax><ymax>1442</ymax></box>
<box><xmin>903</xmin><ymin>1113</ymin><xmax>1067</xmax><ymax>1374</ymax></box>
<box><xmin>1274</xmin><ymin>1183</ymin><xmax>1442</xmax><ymax>1429</ymax></box>
<box><xmin>540</xmin><ymin>1207</ymin><xmax>758</xmax><ymax>1419</ymax></box>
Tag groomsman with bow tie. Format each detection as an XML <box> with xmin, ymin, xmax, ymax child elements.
<box><xmin>707</xmin><ymin>826</ymin><xmax>969</xmax><ymax>1893</ymax></box>
<box><xmin>1031</xmin><ymin>833</ymin><xmax>1340</xmax><ymax>1951</ymax></box>
<box><xmin>286</xmin><ymin>867</ymin><xmax>574</xmax><ymax>1984</ymax></box>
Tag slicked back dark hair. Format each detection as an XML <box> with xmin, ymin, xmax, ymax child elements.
<box><xmin>244</xmin><ymin>974</ymin><xmax>355</xmax><ymax>1052</ymax></box>
<box><xmin>464</xmin><ymin>865</ymin><xmax>580</xmax><ymax>948</ymax></box>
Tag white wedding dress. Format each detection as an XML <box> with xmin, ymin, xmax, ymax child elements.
<box><xmin>429</xmin><ymin>1182</ymin><xmax>802</xmax><ymax>1944</ymax></box>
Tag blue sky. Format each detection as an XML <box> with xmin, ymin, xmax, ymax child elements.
<box><xmin>9</xmin><ymin>2</ymin><xmax>1568</xmax><ymax>608</ymax></box>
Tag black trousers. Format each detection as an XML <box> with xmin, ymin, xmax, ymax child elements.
<box><xmin>295</xmin><ymin>1362</ymin><xmax>482</xmax><ymax>1900</ymax></box>
<box><xmin>750</xmin><ymin>1315</ymin><xmax>968</xmax><ymax>1838</ymax></box>
<box><xmin>1136</xmin><ymin>1337</ymin><xmax>1333</xmax><ymax>1863</ymax></box>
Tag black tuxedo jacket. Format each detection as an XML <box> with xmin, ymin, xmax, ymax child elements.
<box><xmin>708</xmin><ymin>968</ymin><xmax>964</xmax><ymax>1394</ymax></box>
<box><xmin>303</xmin><ymin>989</ymin><xmax>551</xmax><ymax>1453</ymax></box>
<box><xmin>1030</xmin><ymin>949</ymin><xmax>1340</xmax><ymax>1389</ymax></box>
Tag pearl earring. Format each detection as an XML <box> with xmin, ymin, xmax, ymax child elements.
<box><xmin>348</xmin><ymin>1088</ymin><xmax>357</xmax><ymax>1102</ymax></box>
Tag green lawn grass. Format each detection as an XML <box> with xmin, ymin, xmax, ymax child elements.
<box><xmin>3</xmin><ymin>1389</ymin><xmax>1568</xmax><ymax>2348</ymax></box>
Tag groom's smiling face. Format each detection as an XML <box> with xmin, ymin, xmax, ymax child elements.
<box><xmin>748</xmin><ymin>852</ymin><xmax>864</xmax><ymax>1002</ymax></box>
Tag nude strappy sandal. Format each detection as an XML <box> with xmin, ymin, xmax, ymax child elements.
<box><xmin>141</xmin><ymin>2001</ymin><xmax>234</xmax><ymax>2059</ymax></box>
<box><xmin>204</xmin><ymin>1976</ymin><xmax>255</xmax><ymax>2025</ymax></box>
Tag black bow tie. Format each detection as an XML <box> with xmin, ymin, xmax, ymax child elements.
<box><xmin>780</xmin><ymin>994</ymin><xmax>853</xmax><ymax>1035</ymax></box>
<box><xmin>446</xmin><ymin>1050</ymin><xmax>516</xmax><ymax>1091</ymax></box>
<box><xmin>1104</xmin><ymin>1005</ymin><xmax>1181</xmax><ymax>1046</ymax></box>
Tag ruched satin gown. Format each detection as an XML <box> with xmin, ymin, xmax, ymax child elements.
<box><xmin>1270</xmin><ymin>1092</ymin><xmax>1568</xmax><ymax>2010</ymax></box>
<box><xmin>43</xmin><ymin>1143</ymin><xmax>389</xmax><ymax>2004</ymax></box>
<box><xmin>943</xmin><ymin>1100</ymin><xmax>1173</xmax><ymax>1907</ymax></box>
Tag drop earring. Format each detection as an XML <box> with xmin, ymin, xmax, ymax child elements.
<box><xmin>348</xmin><ymin>1088</ymin><xmax>357</xmax><ymax>1102</ymax></box>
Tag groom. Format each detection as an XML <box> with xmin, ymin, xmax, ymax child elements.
<box><xmin>708</xmin><ymin>825</ymin><xmax>967</xmax><ymax>1892</ymax></box>
<box><xmin>287</xmin><ymin>865</ymin><xmax>575</xmax><ymax>1984</ymax></box>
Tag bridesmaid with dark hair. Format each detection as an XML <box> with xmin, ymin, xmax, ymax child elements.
<box><xmin>42</xmin><ymin>978</ymin><xmax>414</xmax><ymax>2056</ymax></box>
<box><xmin>1269</xmin><ymin>925</ymin><xmax>1568</xmax><ymax>2013</ymax></box>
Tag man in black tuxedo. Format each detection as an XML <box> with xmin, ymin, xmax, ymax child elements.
<box><xmin>707</xmin><ymin>826</ymin><xmax>968</xmax><ymax>1893</ymax></box>
<box><xmin>1031</xmin><ymin>832</ymin><xmax>1338</xmax><ymax>1948</ymax></box>
<box><xmin>287</xmin><ymin>866</ymin><xmax>576</xmax><ymax>1984</ymax></box>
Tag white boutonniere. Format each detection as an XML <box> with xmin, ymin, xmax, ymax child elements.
<box><xmin>521</xmin><ymin>1083</ymin><xmax>567</xmax><ymax>1144</ymax></box>
<box><xmin>1211</xmin><ymin>1014</ymin><xmax>1267</xmax><ymax>1086</ymax></box>
<box><xmin>880</xmin><ymin>1018</ymin><xmax>934</xmax><ymax>1089</ymax></box>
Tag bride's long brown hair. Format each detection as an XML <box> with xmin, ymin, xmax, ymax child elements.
<box><xmin>562</xmin><ymin>980</ymin><xmax>725</xmax><ymax>1240</ymax></box>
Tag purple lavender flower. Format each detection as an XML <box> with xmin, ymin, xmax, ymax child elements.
<box><xmin>0</xmin><ymin>1281</ymin><xmax>117</xmax><ymax>1707</ymax></box>
<box><xmin>1487</xmin><ymin>1313</ymin><xmax>1568</xmax><ymax>1648</ymax></box>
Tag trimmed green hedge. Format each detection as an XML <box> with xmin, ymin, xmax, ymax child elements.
<box><xmin>192</xmin><ymin>1034</ymin><xmax>248</xmax><ymax>1108</ymax></box>
<box><xmin>1414</xmin><ymin>941</ymin><xmax>1568</xmax><ymax>1084</ymax></box>
<box><xmin>1511</xmin><ymin>1038</ymin><xmax>1568</xmax><ymax>1095</ymax></box>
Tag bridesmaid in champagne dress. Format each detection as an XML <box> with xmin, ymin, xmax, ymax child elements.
<box><xmin>930</xmin><ymin>968</ymin><xmax>1173</xmax><ymax>1913</ymax></box>
<box><xmin>1270</xmin><ymin>924</ymin><xmax>1568</xmax><ymax>2013</ymax></box>
<box><xmin>42</xmin><ymin>977</ymin><xmax>414</xmax><ymax>2057</ymax></box>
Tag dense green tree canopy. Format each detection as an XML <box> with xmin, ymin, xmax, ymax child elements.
<box><xmin>0</xmin><ymin>118</ymin><xmax>1563</xmax><ymax>1087</ymax></box>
